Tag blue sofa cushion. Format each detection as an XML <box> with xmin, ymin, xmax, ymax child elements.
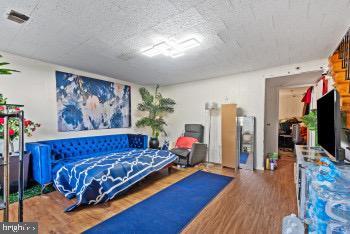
<box><xmin>40</xmin><ymin>134</ymin><xmax>130</xmax><ymax>160</ymax></box>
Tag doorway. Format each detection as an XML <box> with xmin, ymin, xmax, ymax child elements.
<box><xmin>278</xmin><ymin>86</ymin><xmax>308</xmax><ymax>152</ymax></box>
<box><xmin>264</xmin><ymin>71</ymin><xmax>322</xmax><ymax>157</ymax></box>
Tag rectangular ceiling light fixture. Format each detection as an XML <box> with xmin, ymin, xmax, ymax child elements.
<box><xmin>7</xmin><ymin>10</ymin><xmax>30</xmax><ymax>24</ymax></box>
<box><xmin>179</xmin><ymin>38</ymin><xmax>200</xmax><ymax>51</ymax></box>
<box><xmin>142</xmin><ymin>42</ymin><xmax>170</xmax><ymax>57</ymax></box>
<box><xmin>141</xmin><ymin>37</ymin><xmax>201</xmax><ymax>58</ymax></box>
<box><xmin>142</xmin><ymin>47</ymin><xmax>161</xmax><ymax>57</ymax></box>
<box><xmin>169</xmin><ymin>51</ymin><xmax>184</xmax><ymax>58</ymax></box>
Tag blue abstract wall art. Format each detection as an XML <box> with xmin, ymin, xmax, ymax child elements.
<box><xmin>56</xmin><ymin>71</ymin><xmax>131</xmax><ymax>132</ymax></box>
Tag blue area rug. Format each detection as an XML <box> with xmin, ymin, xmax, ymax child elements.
<box><xmin>240</xmin><ymin>152</ymin><xmax>249</xmax><ymax>164</ymax></box>
<box><xmin>84</xmin><ymin>170</ymin><xmax>233</xmax><ymax>234</ymax></box>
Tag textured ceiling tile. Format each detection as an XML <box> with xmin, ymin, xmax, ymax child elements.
<box><xmin>0</xmin><ymin>18</ymin><xmax>21</xmax><ymax>46</ymax></box>
<box><xmin>3</xmin><ymin>39</ymin><xmax>37</xmax><ymax>57</ymax></box>
<box><xmin>0</xmin><ymin>0</ymin><xmax>40</xmax><ymax>47</ymax></box>
<box><xmin>196</xmin><ymin>0</ymin><xmax>243</xmax><ymax>26</ymax></box>
<box><xmin>121</xmin><ymin>29</ymin><xmax>160</xmax><ymax>51</ymax></box>
<box><xmin>0</xmin><ymin>0</ymin><xmax>40</xmax><ymax>15</ymax></box>
<box><xmin>67</xmin><ymin>38</ymin><xmax>118</xmax><ymax>62</ymax></box>
<box><xmin>169</xmin><ymin>0</ymin><xmax>207</xmax><ymax>11</ymax></box>
<box><xmin>34</xmin><ymin>0</ymin><xmax>93</xmax><ymax>21</ymax></box>
<box><xmin>98</xmin><ymin>1</ymin><xmax>178</xmax><ymax>46</ymax></box>
<box><xmin>0</xmin><ymin>0</ymin><xmax>350</xmax><ymax>85</ymax></box>
<box><xmin>195</xmin><ymin>7</ymin><xmax>227</xmax><ymax>32</ymax></box>
<box><xmin>199</xmin><ymin>33</ymin><xmax>226</xmax><ymax>51</ymax></box>
<box><xmin>115</xmin><ymin>0</ymin><xmax>179</xmax><ymax>33</ymax></box>
<box><xmin>152</xmin><ymin>8</ymin><xmax>206</xmax><ymax>36</ymax></box>
<box><xmin>31</xmin><ymin>0</ymin><xmax>100</xmax><ymax>41</ymax></box>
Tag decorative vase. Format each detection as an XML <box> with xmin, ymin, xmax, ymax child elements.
<box><xmin>0</xmin><ymin>142</ymin><xmax>15</xmax><ymax>155</ymax></box>
<box><xmin>149</xmin><ymin>137</ymin><xmax>160</xmax><ymax>149</ymax></box>
<box><xmin>10</xmin><ymin>142</ymin><xmax>15</xmax><ymax>155</ymax></box>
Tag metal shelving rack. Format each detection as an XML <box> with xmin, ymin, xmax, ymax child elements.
<box><xmin>0</xmin><ymin>104</ymin><xmax>25</xmax><ymax>222</ymax></box>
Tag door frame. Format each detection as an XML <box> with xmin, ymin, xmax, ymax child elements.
<box><xmin>263</xmin><ymin>71</ymin><xmax>322</xmax><ymax>157</ymax></box>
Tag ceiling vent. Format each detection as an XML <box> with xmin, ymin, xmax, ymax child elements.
<box><xmin>7</xmin><ymin>10</ymin><xmax>30</xmax><ymax>24</ymax></box>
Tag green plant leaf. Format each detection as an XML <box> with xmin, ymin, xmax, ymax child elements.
<box><xmin>136</xmin><ymin>85</ymin><xmax>175</xmax><ymax>137</ymax></box>
<box><xmin>0</xmin><ymin>93</ymin><xmax>7</xmax><ymax>104</ymax></box>
<box><xmin>139</xmin><ymin>87</ymin><xmax>154</xmax><ymax>105</ymax></box>
<box><xmin>0</xmin><ymin>94</ymin><xmax>40</xmax><ymax>140</ymax></box>
<box><xmin>0</xmin><ymin>54</ymin><xmax>19</xmax><ymax>75</ymax></box>
<box><xmin>302</xmin><ymin>110</ymin><xmax>317</xmax><ymax>131</ymax></box>
<box><xmin>137</xmin><ymin>103</ymin><xmax>151</xmax><ymax>112</ymax></box>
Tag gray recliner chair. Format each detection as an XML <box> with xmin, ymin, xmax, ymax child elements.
<box><xmin>170</xmin><ymin>124</ymin><xmax>207</xmax><ymax>167</ymax></box>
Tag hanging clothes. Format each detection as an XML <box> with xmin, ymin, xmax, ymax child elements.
<box><xmin>302</xmin><ymin>86</ymin><xmax>313</xmax><ymax>104</ymax></box>
<box><xmin>321</xmin><ymin>75</ymin><xmax>328</xmax><ymax>95</ymax></box>
<box><xmin>302</xmin><ymin>86</ymin><xmax>313</xmax><ymax>115</ymax></box>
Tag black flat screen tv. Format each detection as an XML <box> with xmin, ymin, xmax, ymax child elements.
<box><xmin>317</xmin><ymin>89</ymin><xmax>344</xmax><ymax>161</ymax></box>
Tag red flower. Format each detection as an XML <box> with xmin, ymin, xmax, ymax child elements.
<box><xmin>0</xmin><ymin>106</ymin><xmax>4</xmax><ymax>111</ymax></box>
<box><xmin>9</xmin><ymin>129</ymin><xmax>15</xmax><ymax>135</ymax></box>
<box><xmin>0</xmin><ymin>118</ymin><xmax>3</xmax><ymax>125</ymax></box>
<box><xmin>15</xmin><ymin>107</ymin><xmax>21</xmax><ymax>111</ymax></box>
<box><xmin>24</xmin><ymin>119</ymin><xmax>32</xmax><ymax>127</ymax></box>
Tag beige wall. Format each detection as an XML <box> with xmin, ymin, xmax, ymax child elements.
<box><xmin>161</xmin><ymin>60</ymin><xmax>326</xmax><ymax>170</ymax></box>
<box><xmin>279</xmin><ymin>88</ymin><xmax>306</xmax><ymax>120</ymax></box>
<box><xmin>0</xmin><ymin>51</ymin><xmax>151</xmax><ymax>144</ymax></box>
<box><xmin>0</xmin><ymin>50</ymin><xmax>328</xmax><ymax>170</ymax></box>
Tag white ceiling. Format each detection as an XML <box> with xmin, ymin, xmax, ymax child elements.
<box><xmin>0</xmin><ymin>0</ymin><xmax>349</xmax><ymax>85</ymax></box>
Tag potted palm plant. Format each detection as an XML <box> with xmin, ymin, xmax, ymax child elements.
<box><xmin>136</xmin><ymin>85</ymin><xmax>175</xmax><ymax>149</ymax></box>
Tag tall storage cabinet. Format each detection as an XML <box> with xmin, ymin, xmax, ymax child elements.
<box><xmin>221</xmin><ymin>104</ymin><xmax>238</xmax><ymax>169</ymax></box>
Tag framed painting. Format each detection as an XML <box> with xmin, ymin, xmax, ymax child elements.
<box><xmin>56</xmin><ymin>71</ymin><xmax>131</xmax><ymax>132</ymax></box>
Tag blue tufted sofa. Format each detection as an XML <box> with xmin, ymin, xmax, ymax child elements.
<box><xmin>26</xmin><ymin>134</ymin><xmax>148</xmax><ymax>187</ymax></box>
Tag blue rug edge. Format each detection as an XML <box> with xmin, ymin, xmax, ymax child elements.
<box><xmin>84</xmin><ymin>170</ymin><xmax>234</xmax><ymax>233</ymax></box>
<box><xmin>178</xmin><ymin>171</ymin><xmax>233</xmax><ymax>233</ymax></box>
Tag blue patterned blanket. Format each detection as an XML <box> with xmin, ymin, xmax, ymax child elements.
<box><xmin>53</xmin><ymin>149</ymin><xmax>177</xmax><ymax>212</ymax></box>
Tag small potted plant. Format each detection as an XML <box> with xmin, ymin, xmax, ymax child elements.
<box><xmin>302</xmin><ymin>109</ymin><xmax>317</xmax><ymax>145</ymax></box>
<box><xmin>136</xmin><ymin>85</ymin><xmax>175</xmax><ymax>149</ymax></box>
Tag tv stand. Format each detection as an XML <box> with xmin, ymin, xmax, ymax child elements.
<box><xmin>294</xmin><ymin>145</ymin><xmax>333</xmax><ymax>219</ymax></box>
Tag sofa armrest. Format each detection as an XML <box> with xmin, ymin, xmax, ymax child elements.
<box><xmin>26</xmin><ymin>143</ymin><xmax>52</xmax><ymax>185</ymax></box>
<box><xmin>189</xmin><ymin>143</ymin><xmax>207</xmax><ymax>166</ymax></box>
<box><xmin>142</xmin><ymin>135</ymin><xmax>148</xmax><ymax>149</ymax></box>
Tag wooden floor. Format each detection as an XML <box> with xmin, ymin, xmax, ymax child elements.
<box><xmin>1</xmin><ymin>155</ymin><xmax>297</xmax><ymax>234</ymax></box>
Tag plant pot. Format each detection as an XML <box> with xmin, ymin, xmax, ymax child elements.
<box><xmin>149</xmin><ymin>137</ymin><xmax>160</xmax><ymax>149</ymax></box>
<box><xmin>0</xmin><ymin>142</ymin><xmax>15</xmax><ymax>155</ymax></box>
<box><xmin>0</xmin><ymin>152</ymin><xmax>30</xmax><ymax>193</ymax></box>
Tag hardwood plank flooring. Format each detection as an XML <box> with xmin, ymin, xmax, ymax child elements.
<box><xmin>183</xmin><ymin>155</ymin><xmax>297</xmax><ymax>234</ymax></box>
<box><xmin>0</xmin><ymin>155</ymin><xmax>297</xmax><ymax>234</ymax></box>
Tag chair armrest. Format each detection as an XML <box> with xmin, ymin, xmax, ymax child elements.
<box><xmin>189</xmin><ymin>143</ymin><xmax>207</xmax><ymax>166</ymax></box>
<box><xmin>26</xmin><ymin>143</ymin><xmax>53</xmax><ymax>185</ymax></box>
